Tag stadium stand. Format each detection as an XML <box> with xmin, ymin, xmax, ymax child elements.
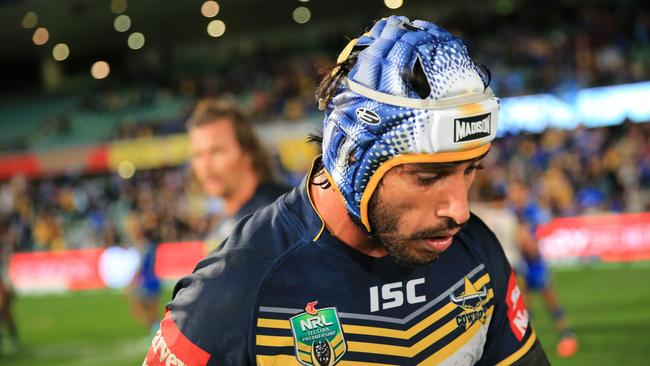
<box><xmin>1</xmin><ymin>3</ymin><xmax>650</xmax><ymax>254</ymax></box>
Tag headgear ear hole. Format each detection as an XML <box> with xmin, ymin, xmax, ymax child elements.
<box><xmin>404</xmin><ymin>56</ymin><xmax>431</xmax><ymax>99</ymax></box>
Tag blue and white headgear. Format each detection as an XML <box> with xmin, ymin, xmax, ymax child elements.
<box><xmin>320</xmin><ymin>16</ymin><xmax>499</xmax><ymax>232</ymax></box>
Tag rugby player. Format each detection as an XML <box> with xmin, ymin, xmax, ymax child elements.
<box><xmin>145</xmin><ymin>16</ymin><xmax>550</xmax><ymax>365</ymax></box>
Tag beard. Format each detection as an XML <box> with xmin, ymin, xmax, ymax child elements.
<box><xmin>367</xmin><ymin>190</ymin><xmax>464</xmax><ymax>267</ymax></box>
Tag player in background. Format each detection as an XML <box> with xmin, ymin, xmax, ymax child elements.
<box><xmin>187</xmin><ymin>98</ymin><xmax>289</xmax><ymax>252</ymax></box>
<box><xmin>507</xmin><ymin>181</ymin><xmax>578</xmax><ymax>358</ymax></box>
<box><xmin>0</xmin><ymin>220</ymin><xmax>19</xmax><ymax>354</ymax></box>
<box><xmin>124</xmin><ymin>214</ymin><xmax>162</xmax><ymax>337</ymax></box>
<box><xmin>471</xmin><ymin>181</ymin><xmax>527</xmax><ymax>277</ymax></box>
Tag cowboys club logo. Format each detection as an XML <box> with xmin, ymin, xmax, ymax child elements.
<box><xmin>450</xmin><ymin>277</ymin><xmax>489</xmax><ymax>329</ymax></box>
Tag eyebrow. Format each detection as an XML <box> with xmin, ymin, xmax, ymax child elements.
<box><xmin>404</xmin><ymin>151</ymin><xmax>489</xmax><ymax>172</ymax></box>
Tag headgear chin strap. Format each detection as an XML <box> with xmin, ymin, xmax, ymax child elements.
<box><xmin>321</xmin><ymin>15</ymin><xmax>499</xmax><ymax>232</ymax></box>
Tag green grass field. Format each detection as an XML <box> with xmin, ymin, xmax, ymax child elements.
<box><xmin>2</xmin><ymin>264</ymin><xmax>650</xmax><ymax>365</ymax></box>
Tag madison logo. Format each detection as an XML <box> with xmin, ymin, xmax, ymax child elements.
<box><xmin>454</xmin><ymin>113</ymin><xmax>491</xmax><ymax>142</ymax></box>
<box><xmin>450</xmin><ymin>277</ymin><xmax>489</xmax><ymax>329</ymax></box>
<box><xmin>355</xmin><ymin>108</ymin><xmax>381</xmax><ymax>125</ymax></box>
<box><xmin>290</xmin><ymin>301</ymin><xmax>347</xmax><ymax>366</ymax></box>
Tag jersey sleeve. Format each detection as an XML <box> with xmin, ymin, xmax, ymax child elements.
<box><xmin>468</xmin><ymin>214</ymin><xmax>548</xmax><ymax>365</ymax></box>
<box><xmin>143</xmin><ymin>198</ymin><xmax>301</xmax><ymax>366</ymax></box>
<box><xmin>143</xmin><ymin>251</ymin><xmax>255</xmax><ymax>366</ymax></box>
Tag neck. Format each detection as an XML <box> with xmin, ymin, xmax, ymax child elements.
<box><xmin>223</xmin><ymin>171</ymin><xmax>259</xmax><ymax>216</ymax></box>
<box><xmin>310</xmin><ymin>181</ymin><xmax>388</xmax><ymax>257</ymax></box>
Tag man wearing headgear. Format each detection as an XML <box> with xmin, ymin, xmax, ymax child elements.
<box><xmin>144</xmin><ymin>16</ymin><xmax>549</xmax><ymax>366</ymax></box>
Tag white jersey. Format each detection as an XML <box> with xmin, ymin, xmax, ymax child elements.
<box><xmin>472</xmin><ymin>203</ymin><xmax>525</xmax><ymax>271</ymax></box>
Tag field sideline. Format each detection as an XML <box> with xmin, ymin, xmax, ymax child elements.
<box><xmin>2</xmin><ymin>264</ymin><xmax>650</xmax><ymax>365</ymax></box>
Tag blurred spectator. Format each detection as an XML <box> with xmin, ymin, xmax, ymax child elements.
<box><xmin>187</xmin><ymin>97</ymin><xmax>290</xmax><ymax>252</ymax></box>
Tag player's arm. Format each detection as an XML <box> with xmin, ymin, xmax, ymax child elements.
<box><xmin>143</xmin><ymin>252</ymin><xmax>257</xmax><ymax>366</ymax></box>
<box><xmin>516</xmin><ymin>222</ymin><xmax>538</xmax><ymax>259</ymax></box>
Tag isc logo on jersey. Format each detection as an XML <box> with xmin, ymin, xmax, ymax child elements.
<box><xmin>369</xmin><ymin>278</ymin><xmax>427</xmax><ymax>313</ymax></box>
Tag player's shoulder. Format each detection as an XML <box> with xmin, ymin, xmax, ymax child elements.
<box><xmin>236</xmin><ymin>181</ymin><xmax>292</xmax><ymax>219</ymax></box>
<box><xmin>461</xmin><ymin>212</ymin><xmax>499</xmax><ymax>244</ymax></box>
<box><xmin>158</xmin><ymin>184</ymin><xmax>320</xmax><ymax>364</ymax></box>
<box><xmin>459</xmin><ymin>213</ymin><xmax>511</xmax><ymax>267</ymax></box>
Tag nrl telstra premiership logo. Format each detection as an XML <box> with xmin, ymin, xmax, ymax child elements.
<box><xmin>290</xmin><ymin>301</ymin><xmax>347</xmax><ymax>366</ymax></box>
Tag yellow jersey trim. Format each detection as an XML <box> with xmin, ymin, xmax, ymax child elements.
<box><xmin>495</xmin><ymin>329</ymin><xmax>538</xmax><ymax>366</ymax></box>
<box><xmin>256</xmin><ymin>354</ymin><xmax>396</xmax><ymax>366</ymax></box>
<box><xmin>256</xmin><ymin>275</ymin><xmax>494</xmax><ymax>360</ymax></box>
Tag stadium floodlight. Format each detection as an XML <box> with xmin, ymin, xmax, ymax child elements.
<box><xmin>127</xmin><ymin>32</ymin><xmax>145</xmax><ymax>50</ymax></box>
<box><xmin>21</xmin><ymin>11</ymin><xmax>38</xmax><ymax>29</ymax></box>
<box><xmin>207</xmin><ymin>20</ymin><xmax>226</xmax><ymax>37</ymax></box>
<box><xmin>110</xmin><ymin>0</ymin><xmax>128</xmax><ymax>14</ymax></box>
<box><xmin>201</xmin><ymin>1</ymin><xmax>220</xmax><ymax>18</ymax></box>
<box><xmin>32</xmin><ymin>27</ymin><xmax>49</xmax><ymax>45</ymax></box>
<box><xmin>52</xmin><ymin>43</ymin><xmax>70</xmax><ymax>61</ymax></box>
<box><xmin>114</xmin><ymin>14</ymin><xmax>131</xmax><ymax>32</ymax></box>
<box><xmin>292</xmin><ymin>6</ymin><xmax>311</xmax><ymax>24</ymax></box>
<box><xmin>384</xmin><ymin>0</ymin><xmax>404</xmax><ymax>10</ymax></box>
<box><xmin>91</xmin><ymin>61</ymin><xmax>110</xmax><ymax>79</ymax></box>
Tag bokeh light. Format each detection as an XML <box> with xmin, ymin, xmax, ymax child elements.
<box><xmin>21</xmin><ymin>11</ymin><xmax>38</xmax><ymax>29</ymax></box>
<box><xmin>127</xmin><ymin>32</ymin><xmax>145</xmax><ymax>50</ymax></box>
<box><xmin>114</xmin><ymin>15</ymin><xmax>131</xmax><ymax>32</ymax></box>
<box><xmin>207</xmin><ymin>20</ymin><xmax>226</xmax><ymax>37</ymax></box>
<box><xmin>91</xmin><ymin>61</ymin><xmax>110</xmax><ymax>79</ymax></box>
<box><xmin>52</xmin><ymin>43</ymin><xmax>70</xmax><ymax>61</ymax></box>
<box><xmin>110</xmin><ymin>0</ymin><xmax>128</xmax><ymax>14</ymax></box>
<box><xmin>201</xmin><ymin>1</ymin><xmax>220</xmax><ymax>18</ymax></box>
<box><xmin>384</xmin><ymin>0</ymin><xmax>404</xmax><ymax>10</ymax></box>
<box><xmin>32</xmin><ymin>27</ymin><xmax>49</xmax><ymax>46</ymax></box>
<box><xmin>292</xmin><ymin>7</ymin><xmax>311</xmax><ymax>24</ymax></box>
<box><xmin>117</xmin><ymin>161</ymin><xmax>135</xmax><ymax>179</ymax></box>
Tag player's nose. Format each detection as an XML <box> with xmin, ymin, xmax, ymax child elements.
<box><xmin>434</xmin><ymin>174</ymin><xmax>471</xmax><ymax>225</ymax></box>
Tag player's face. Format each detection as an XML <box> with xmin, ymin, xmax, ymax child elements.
<box><xmin>189</xmin><ymin>119</ymin><xmax>252</xmax><ymax>198</ymax></box>
<box><xmin>368</xmin><ymin>159</ymin><xmax>483</xmax><ymax>266</ymax></box>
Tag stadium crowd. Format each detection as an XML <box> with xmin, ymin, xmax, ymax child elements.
<box><xmin>1</xmin><ymin>120</ymin><xmax>650</xmax><ymax>252</ymax></box>
<box><xmin>2</xmin><ymin>4</ymin><xmax>649</xmax><ymax>155</ymax></box>
<box><xmin>2</xmin><ymin>4</ymin><xmax>650</xmax><ymax>252</ymax></box>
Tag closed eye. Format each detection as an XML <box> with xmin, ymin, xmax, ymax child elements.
<box><xmin>465</xmin><ymin>163</ymin><xmax>484</xmax><ymax>175</ymax></box>
<box><xmin>416</xmin><ymin>174</ymin><xmax>441</xmax><ymax>185</ymax></box>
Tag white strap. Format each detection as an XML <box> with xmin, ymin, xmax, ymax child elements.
<box><xmin>344</xmin><ymin>78</ymin><xmax>495</xmax><ymax>109</ymax></box>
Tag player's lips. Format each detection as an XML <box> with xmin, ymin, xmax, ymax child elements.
<box><xmin>423</xmin><ymin>230</ymin><xmax>459</xmax><ymax>253</ymax></box>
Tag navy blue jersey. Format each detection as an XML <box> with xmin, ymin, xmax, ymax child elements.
<box><xmin>145</xmin><ymin>175</ymin><xmax>541</xmax><ymax>366</ymax></box>
<box><xmin>205</xmin><ymin>182</ymin><xmax>290</xmax><ymax>251</ymax></box>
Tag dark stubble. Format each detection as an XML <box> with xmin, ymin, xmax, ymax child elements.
<box><xmin>367</xmin><ymin>190</ymin><xmax>464</xmax><ymax>267</ymax></box>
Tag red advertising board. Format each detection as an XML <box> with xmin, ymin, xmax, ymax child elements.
<box><xmin>8</xmin><ymin>242</ymin><xmax>206</xmax><ymax>293</ymax></box>
<box><xmin>9</xmin><ymin>248</ymin><xmax>105</xmax><ymax>292</ymax></box>
<box><xmin>154</xmin><ymin>241</ymin><xmax>206</xmax><ymax>279</ymax></box>
<box><xmin>536</xmin><ymin>212</ymin><xmax>650</xmax><ymax>263</ymax></box>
